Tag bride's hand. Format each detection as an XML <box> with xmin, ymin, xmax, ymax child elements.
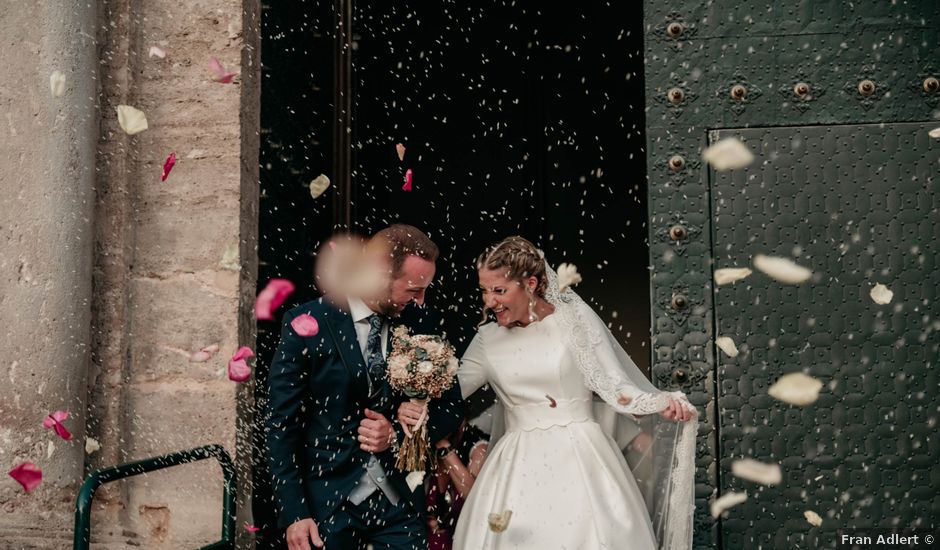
<box><xmin>397</xmin><ymin>401</ymin><xmax>425</xmax><ymax>436</ymax></box>
<box><xmin>659</xmin><ymin>396</ymin><xmax>695</xmax><ymax>422</ymax></box>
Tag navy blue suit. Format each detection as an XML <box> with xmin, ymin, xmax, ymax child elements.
<box><xmin>265</xmin><ymin>297</ymin><xmax>464</xmax><ymax>543</ymax></box>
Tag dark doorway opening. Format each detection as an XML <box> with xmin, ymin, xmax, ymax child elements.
<box><xmin>255</xmin><ymin>2</ymin><xmax>649</xmax><ymax>545</ymax></box>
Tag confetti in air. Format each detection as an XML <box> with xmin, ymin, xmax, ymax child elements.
<box><xmin>406</xmin><ymin>470</ymin><xmax>425</xmax><ymax>491</ymax></box>
<box><xmin>309</xmin><ymin>174</ymin><xmax>331</xmax><ymax>198</ymax></box>
<box><xmin>715</xmin><ymin>336</ymin><xmax>739</xmax><ymax>358</ymax></box>
<box><xmin>116</xmin><ymin>105</ymin><xmax>148</xmax><ymax>135</ymax></box>
<box><xmin>711</xmin><ymin>492</ymin><xmax>747</xmax><ymax>518</ymax></box>
<box><xmin>255</xmin><ymin>279</ymin><xmax>295</xmax><ymax>321</ymax></box>
<box><xmin>208</xmin><ymin>57</ymin><xmax>237</xmax><ymax>83</ymax></box>
<box><xmin>244</xmin><ymin>523</ymin><xmax>261</xmax><ymax>533</ymax></box>
<box><xmin>189</xmin><ymin>343</ymin><xmax>221</xmax><ymax>363</ymax></box>
<box><xmin>227</xmin><ymin>346</ymin><xmax>255</xmax><ymax>382</ymax></box>
<box><xmin>290</xmin><ymin>314</ymin><xmax>320</xmax><ymax>337</ymax></box>
<box><xmin>702</xmin><ymin>137</ymin><xmax>755</xmax><ymax>171</ymax></box>
<box><xmin>9</xmin><ymin>463</ymin><xmax>42</xmax><ymax>493</ymax></box>
<box><xmin>161</xmin><ymin>153</ymin><xmax>177</xmax><ymax>181</ymax></box>
<box><xmin>929</xmin><ymin>127</ymin><xmax>940</xmax><ymax>138</ymax></box>
<box><xmin>396</xmin><ymin>143</ymin><xmax>406</xmax><ymax>161</ymax></box>
<box><xmin>768</xmin><ymin>372</ymin><xmax>823</xmax><ymax>406</ymax></box>
<box><xmin>869</xmin><ymin>283</ymin><xmax>893</xmax><ymax>305</ymax></box>
<box><xmin>85</xmin><ymin>437</ymin><xmax>101</xmax><ymax>455</ymax></box>
<box><xmin>714</xmin><ymin>267</ymin><xmax>752</xmax><ymax>285</ymax></box>
<box><xmin>731</xmin><ymin>458</ymin><xmax>782</xmax><ymax>486</ymax></box>
<box><xmin>753</xmin><ymin>254</ymin><xmax>813</xmax><ymax>284</ymax></box>
<box><xmin>49</xmin><ymin>70</ymin><xmax>66</xmax><ymax>97</ymax></box>
<box><xmin>42</xmin><ymin>410</ymin><xmax>72</xmax><ymax>441</ymax></box>
<box><xmin>804</xmin><ymin>510</ymin><xmax>823</xmax><ymax>526</ymax></box>
<box><xmin>148</xmin><ymin>46</ymin><xmax>167</xmax><ymax>59</ymax></box>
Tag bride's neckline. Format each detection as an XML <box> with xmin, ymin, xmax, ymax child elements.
<box><xmin>507</xmin><ymin>311</ymin><xmax>557</xmax><ymax>330</ymax></box>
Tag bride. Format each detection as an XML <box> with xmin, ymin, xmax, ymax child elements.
<box><xmin>401</xmin><ymin>236</ymin><xmax>697</xmax><ymax>549</ymax></box>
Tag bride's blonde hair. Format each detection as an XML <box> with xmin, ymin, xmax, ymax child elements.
<box><xmin>475</xmin><ymin>236</ymin><xmax>548</xmax><ymax>326</ymax></box>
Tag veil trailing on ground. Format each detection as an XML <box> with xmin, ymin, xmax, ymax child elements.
<box><xmin>483</xmin><ymin>260</ymin><xmax>698</xmax><ymax>549</ymax></box>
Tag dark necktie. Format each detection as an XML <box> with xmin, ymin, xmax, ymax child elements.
<box><xmin>366</xmin><ymin>313</ymin><xmax>388</xmax><ymax>408</ymax></box>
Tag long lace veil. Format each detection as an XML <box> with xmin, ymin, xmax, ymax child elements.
<box><xmin>483</xmin><ymin>261</ymin><xmax>698</xmax><ymax>549</ymax></box>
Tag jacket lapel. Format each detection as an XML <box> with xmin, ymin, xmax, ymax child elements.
<box><xmin>321</xmin><ymin>302</ymin><xmax>369</xmax><ymax>393</ymax></box>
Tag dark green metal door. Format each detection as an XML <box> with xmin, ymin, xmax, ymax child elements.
<box><xmin>711</xmin><ymin>122</ymin><xmax>940</xmax><ymax>548</ymax></box>
<box><xmin>642</xmin><ymin>2</ymin><xmax>940</xmax><ymax>548</ymax></box>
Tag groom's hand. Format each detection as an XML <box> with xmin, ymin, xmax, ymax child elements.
<box><xmin>286</xmin><ymin>518</ymin><xmax>324</xmax><ymax>550</ymax></box>
<box><xmin>396</xmin><ymin>401</ymin><xmax>425</xmax><ymax>437</ymax></box>
<box><xmin>359</xmin><ymin>408</ymin><xmax>394</xmax><ymax>453</ymax></box>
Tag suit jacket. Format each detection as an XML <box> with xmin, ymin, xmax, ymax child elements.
<box><xmin>266</xmin><ymin>297</ymin><xmax>465</xmax><ymax>530</ymax></box>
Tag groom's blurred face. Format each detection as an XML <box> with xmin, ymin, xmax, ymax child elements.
<box><xmin>378</xmin><ymin>254</ymin><xmax>436</xmax><ymax>316</ymax></box>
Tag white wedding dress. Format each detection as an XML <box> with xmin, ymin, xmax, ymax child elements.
<box><xmin>453</xmin><ymin>314</ymin><xmax>658</xmax><ymax>550</ymax></box>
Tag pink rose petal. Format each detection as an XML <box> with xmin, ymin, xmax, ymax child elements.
<box><xmin>208</xmin><ymin>57</ymin><xmax>237</xmax><ymax>83</ymax></box>
<box><xmin>228</xmin><ymin>346</ymin><xmax>255</xmax><ymax>382</ymax></box>
<box><xmin>42</xmin><ymin>410</ymin><xmax>72</xmax><ymax>441</ymax></box>
<box><xmin>9</xmin><ymin>463</ymin><xmax>42</xmax><ymax>493</ymax></box>
<box><xmin>161</xmin><ymin>152</ymin><xmax>176</xmax><ymax>182</ymax></box>
<box><xmin>396</xmin><ymin>143</ymin><xmax>406</xmax><ymax>161</ymax></box>
<box><xmin>255</xmin><ymin>279</ymin><xmax>295</xmax><ymax>321</ymax></box>
<box><xmin>189</xmin><ymin>343</ymin><xmax>221</xmax><ymax>363</ymax></box>
<box><xmin>244</xmin><ymin>523</ymin><xmax>260</xmax><ymax>533</ymax></box>
<box><xmin>403</xmin><ymin>168</ymin><xmax>413</xmax><ymax>191</ymax></box>
<box><xmin>290</xmin><ymin>314</ymin><xmax>320</xmax><ymax>337</ymax></box>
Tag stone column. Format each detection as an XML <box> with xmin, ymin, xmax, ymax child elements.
<box><xmin>0</xmin><ymin>0</ymin><xmax>99</xmax><ymax>545</ymax></box>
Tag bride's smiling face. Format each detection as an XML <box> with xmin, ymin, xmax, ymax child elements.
<box><xmin>478</xmin><ymin>267</ymin><xmax>537</xmax><ymax>327</ymax></box>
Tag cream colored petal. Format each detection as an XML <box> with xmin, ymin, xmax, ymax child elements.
<box><xmin>702</xmin><ymin>137</ymin><xmax>755</xmax><ymax>171</ymax></box>
<box><xmin>714</xmin><ymin>267</ymin><xmax>752</xmax><ymax>285</ymax></box>
<box><xmin>929</xmin><ymin>127</ymin><xmax>940</xmax><ymax>139</ymax></box>
<box><xmin>116</xmin><ymin>105</ymin><xmax>149</xmax><ymax>135</ymax></box>
<box><xmin>50</xmin><ymin>70</ymin><xmax>66</xmax><ymax>97</ymax></box>
<box><xmin>46</xmin><ymin>440</ymin><xmax>55</xmax><ymax>459</ymax></box>
<box><xmin>804</xmin><ymin>510</ymin><xmax>823</xmax><ymax>526</ymax></box>
<box><xmin>711</xmin><ymin>492</ymin><xmax>747</xmax><ymax>518</ymax></box>
<box><xmin>488</xmin><ymin>510</ymin><xmax>513</xmax><ymax>533</ymax></box>
<box><xmin>557</xmin><ymin>263</ymin><xmax>583</xmax><ymax>292</ymax></box>
<box><xmin>768</xmin><ymin>372</ymin><xmax>823</xmax><ymax>406</ymax></box>
<box><xmin>715</xmin><ymin>336</ymin><xmax>739</xmax><ymax>358</ymax></box>
<box><xmin>869</xmin><ymin>283</ymin><xmax>893</xmax><ymax>305</ymax></box>
<box><xmin>310</xmin><ymin>174</ymin><xmax>331</xmax><ymax>198</ymax></box>
<box><xmin>753</xmin><ymin>254</ymin><xmax>812</xmax><ymax>284</ymax></box>
<box><xmin>220</xmin><ymin>243</ymin><xmax>240</xmax><ymax>271</ymax></box>
<box><xmin>85</xmin><ymin>437</ymin><xmax>101</xmax><ymax>455</ymax></box>
<box><xmin>148</xmin><ymin>46</ymin><xmax>167</xmax><ymax>59</ymax></box>
<box><xmin>731</xmin><ymin>458</ymin><xmax>781</xmax><ymax>486</ymax></box>
<box><xmin>405</xmin><ymin>470</ymin><xmax>425</xmax><ymax>492</ymax></box>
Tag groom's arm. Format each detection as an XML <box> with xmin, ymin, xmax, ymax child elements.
<box><xmin>266</xmin><ymin>309</ymin><xmax>313</xmax><ymax>529</ymax></box>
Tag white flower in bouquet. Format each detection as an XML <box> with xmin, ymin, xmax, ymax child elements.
<box><xmin>446</xmin><ymin>356</ymin><xmax>459</xmax><ymax>376</ymax></box>
<box><xmin>417</xmin><ymin>360</ymin><xmax>435</xmax><ymax>374</ymax></box>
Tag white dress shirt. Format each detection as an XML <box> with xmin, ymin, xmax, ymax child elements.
<box><xmin>347</xmin><ymin>296</ymin><xmax>389</xmax><ymax>359</ymax></box>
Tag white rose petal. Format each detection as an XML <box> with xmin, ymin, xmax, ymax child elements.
<box><xmin>85</xmin><ymin>437</ymin><xmax>101</xmax><ymax>455</ymax></box>
<box><xmin>47</xmin><ymin>440</ymin><xmax>55</xmax><ymax>459</ymax></box>
<box><xmin>715</xmin><ymin>336</ymin><xmax>739</xmax><ymax>358</ymax></box>
<box><xmin>731</xmin><ymin>458</ymin><xmax>782</xmax><ymax>486</ymax></box>
<box><xmin>50</xmin><ymin>70</ymin><xmax>66</xmax><ymax>97</ymax></box>
<box><xmin>405</xmin><ymin>470</ymin><xmax>425</xmax><ymax>492</ymax></box>
<box><xmin>116</xmin><ymin>105</ymin><xmax>149</xmax><ymax>135</ymax></box>
<box><xmin>929</xmin><ymin>127</ymin><xmax>940</xmax><ymax>139</ymax></box>
<box><xmin>488</xmin><ymin>510</ymin><xmax>513</xmax><ymax>533</ymax></box>
<box><xmin>804</xmin><ymin>510</ymin><xmax>823</xmax><ymax>527</ymax></box>
<box><xmin>557</xmin><ymin>263</ymin><xmax>582</xmax><ymax>292</ymax></box>
<box><xmin>148</xmin><ymin>46</ymin><xmax>167</xmax><ymax>59</ymax></box>
<box><xmin>714</xmin><ymin>267</ymin><xmax>752</xmax><ymax>285</ymax></box>
<box><xmin>702</xmin><ymin>137</ymin><xmax>755</xmax><ymax>171</ymax></box>
<box><xmin>418</xmin><ymin>361</ymin><xmax>435</xmax><ymax>374</ymax></box>
<box><xmin>869</xmin><ymin>283</ymin><xmax>893</xmax><ymax>305</ymax></box>
<box><xmin>186</xmin><ymin>149</ymin><xmax>208</xmax><ymax>159</ymax></box>
<box><xmin>310</xmin><ymin>174</ymin><xmax>331</xmax><ymax>198</ymax></box>
<box><xmin>710</xmin><ymin>492</ymin><xmax>747</xmax><ymax>518</ymax></box>
<box><xmin>753</xmin><ymin>254</ymin><xmax>812</xmax><ymax>284</ymax></box>
<box><xmin>768</xmin><ymin>372</ymin><xmax>823</xmax><ymax>406</ymax></box>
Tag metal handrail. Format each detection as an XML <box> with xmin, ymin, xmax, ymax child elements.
<box><xmin>73</xmin><ymin>444</ymin><xmax>237</xmax><ymax>550</ymax></box>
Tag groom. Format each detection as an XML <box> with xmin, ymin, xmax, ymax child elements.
<box><xmin>266</xmin><ymin>224</ymin><xmax>464</xmax><ymax>550</ymax></box>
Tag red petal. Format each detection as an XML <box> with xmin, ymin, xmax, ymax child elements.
<box><xmin>161</xmin><ymin>152</ymin><xmax>177</xmax><ymax>181</ymax></box>
<box><xmin>290</xmin><ymin>314</ymin><xmax>320</xmax><ymax>337</ymax></box>
<box><xmin>42</xmin><ymin>411</ymin><xmax>73</xmax><ymax>441</ymax></box>
<box><xmin>255</xmin><ymin>279</ymin><xmax>295</xmax><ymax>320</ymax></box>
<box><xmin>228</xmin><ymin>347</ymin><xmax>254</xmax><ymax>382</ymax></box>
<box><xmin>402</xmin><ymin>168</ymin><xmax>413</xmax><ymax>191</ymax></box>
<box><xmin>244</xmin><ymin>523</ymin><xmax>261</xmax><ymax>533</ymax></box>
<box><xmin>9</xmin><ymin>463</ymin><xmax>42</xmax><ymax>493</ymax></box>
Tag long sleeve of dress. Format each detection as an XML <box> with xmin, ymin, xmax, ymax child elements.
<box><xmin>457</xmin><ymin>330</ymin><xmax>490</xmax><ymax>399</ymax></box>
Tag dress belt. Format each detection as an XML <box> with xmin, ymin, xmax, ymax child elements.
<box><xmin>504</xmin><ymin>397</ymin><xmax>595</xmax><ymax>432</ymax></box>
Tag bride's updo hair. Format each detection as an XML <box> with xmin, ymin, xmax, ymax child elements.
<box><xmin>475</xmin><ymin>236</ymin><xmax>548</xmax><ymax>298</ymax></box>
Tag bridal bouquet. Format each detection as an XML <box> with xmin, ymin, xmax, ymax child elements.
<box><xmin>386</xmin><ymin>325</ymin><xmax>459</xmax><ymax>471</ymax></box>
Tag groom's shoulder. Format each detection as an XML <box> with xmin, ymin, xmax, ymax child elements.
<box><xmin>284</xmin><ymin>297</ymin><xmax>336</xmax><ymax>319</ymax></box>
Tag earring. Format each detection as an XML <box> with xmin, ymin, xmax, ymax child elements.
<box><xmin>527</xmin><ymin>290</ymin><xmax>538</xmax><ymax>323</ymax></box>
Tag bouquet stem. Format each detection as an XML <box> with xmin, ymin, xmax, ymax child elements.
<box><xmin>395</xmin><ymin>398</ymin><xmax>429</xmax><ymax>472</ymax></box>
